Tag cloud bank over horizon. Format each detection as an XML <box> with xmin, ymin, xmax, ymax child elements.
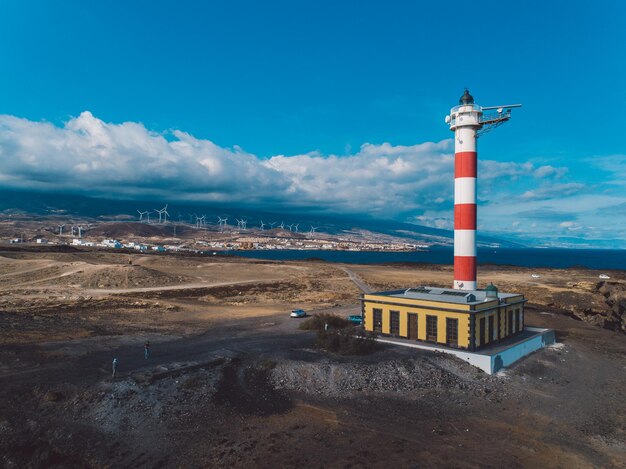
<box><xmin>0</xmin><ymin>111</ymin><xmax>624</xmax><ymax>246</ymax></box>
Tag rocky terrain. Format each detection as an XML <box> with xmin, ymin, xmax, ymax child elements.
<box><xmin>0</xmin><ymin>246</ymin><xmax>624</xmax><ymax>467</ymax></box>
<box><xmin>271</xmin><ymin>353</ymin><xmax>497</xmax><ymax>397</ymax></box>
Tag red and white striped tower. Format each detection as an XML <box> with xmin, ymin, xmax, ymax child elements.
<box><xmin>446</xmin><ymin>90</ymin><xmax>521</xmax><ymax>290</ymax></box>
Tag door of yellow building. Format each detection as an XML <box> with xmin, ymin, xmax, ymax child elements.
<box><xmin>479</xmin><ymin>317</ymin><xmax>486</xmax><ymax>346</ymax></box>
<box><xmin>407</xmin><ymin>313</ymin><xmax>418</xmax><ymax>340</ymax></box>
<box><xmin>508</xmin><ymin>310</ymin><xmax>513</xmax><ymax>335</ymax></box>
<box><xmin>373</xmin><ymin>308</ymin><xmax>383</xmax><ymax>333</ymax></box>
<box><xmin>426</xmin><ymin>315</ymin><xmax>437</xmax><ymax>342</ymax></box>
<box><xmin>446</xmin><ymin>318</ymin><xmax>458</xmax><ymax>347</ymax></box>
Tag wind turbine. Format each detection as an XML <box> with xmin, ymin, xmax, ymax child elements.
<box><xmin>287</xmin><ymin>224</ymin><xmax>294</xmax><ymax>231</ymax></box>
<box><xmin>279</xmin><ymin>221</ymin><xmax>285</xmax><ymax>230</ymax></box>
<box><xmin>218</xmin><ymin>216</ymin><xmax>228</xmax><ymax>232</ymax></box>
<box><xmin>137</xmin><ymin>210</ymin><xmax>148</xmax><ymax>222</ymax></box>
<box><xmin>154</xmin><ymin>204</ymin><xmax>168</xmax><ymax>223</ymax></box>
<box><xmin>309</xmin><ymin>226</ymin><xmax>318</xmax><ymax>234</ymax></box>
<box><xmin>260</xmin><ymin>220</ymin><xmax>266</xmax><ymax>231</ymax></box>
<box><xmin>58</xmin><ymin>224</ymin><xmax>65</xmax><ymax>236</ymax></box>
<box><xmin>294</xmin><ymin>224</ymin><xmax>299</xmax><ymax>233</ymax></box>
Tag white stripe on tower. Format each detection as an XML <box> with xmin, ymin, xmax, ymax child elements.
<box><xmin>454</xmin><ymin>125</ymin><xmax>477</xmax><ymax>290</ymax></box>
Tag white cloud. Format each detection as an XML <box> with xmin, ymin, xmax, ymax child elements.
<box><xmin>0</xmin><ymin>112</ymin><xmax>465</xmax><ymax>217</ymax></box>
<box><xmin>587</xmin><ymin>154</ymin><xmax>626</xmax><ymax>184</ymax></box>
<box><xmin>0</xmin><ymin>111</ymin><xmax>624</xmax><ymax>244</ymax></box>
<box><xmin>0</xmin><ymin>112</ymin><xmax>288</xmax><ymax>202</ymax></box>
<box><xmin>263</xmin><ymin>141</ymin><xmax>456</xmax><ymax>216</ymax></box>
<box><xmin>520</xmin><ymin>183</ymin><xmax>586</xmax><ymax>201</ymax></box>
<box><xmin>533</xmin><ymin>165</ymin><xmax>567</xmax><ymax>179</ymax></box>
<box><xmin>559</xmin><ymin>221</ymin><xmax>583</xmax><ymax>231</ymax></box>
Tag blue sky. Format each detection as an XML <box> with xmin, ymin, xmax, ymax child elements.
<box><xmin>0</xmin><ymin>1</ymin><xmax>625</xmax><ymax>246</ymax></box>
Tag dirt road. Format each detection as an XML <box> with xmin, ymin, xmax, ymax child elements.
<box><xmin>83</xmin><ymin>279</ymin><xmax>262</xmax><ymax>296</ymax></box>
<box><xmin>339</xmin><ymin>266</ymin><xmax>373</xmax><ymax>293</ymax></box>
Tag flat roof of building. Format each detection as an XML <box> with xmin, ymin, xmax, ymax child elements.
<box><xmin>364</xmin><ymin>286</ymin><xmax>522</xmax><ymax>306</ymax></box>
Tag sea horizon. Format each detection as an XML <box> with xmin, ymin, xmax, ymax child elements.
<box><xmin>231</xmin><ymin>246</ymin><xmax>626</xmax><ymax>271</ymax></box>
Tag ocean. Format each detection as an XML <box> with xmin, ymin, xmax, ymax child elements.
<box><xmin>231</xmin><ymin>247</ymin><xmax>626</xmax><ymax>271</ymax></box>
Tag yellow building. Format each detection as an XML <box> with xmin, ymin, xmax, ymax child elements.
<box><xmin>361</xmin><ymin>284</ymin><xmax>525</xmax><ymax>351</ymax></box>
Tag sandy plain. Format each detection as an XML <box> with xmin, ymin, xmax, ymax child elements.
<box><xmin>0</xmin><ymin>246</ymin><xmax>624</xmax><ymax>468</ymax></box>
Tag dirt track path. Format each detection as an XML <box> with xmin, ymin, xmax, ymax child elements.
<box><xmin>83</xmin><ymin>279</ymin><xmax>263</xmax><ymax>295</ymax></box>
<box><xmin>338</xmin><ymin>266</ymin><xmax>372</xmax><ymax>293</ymax></box>
<box><xmin>0</xmin><ymin>261</ymin><xmax>98</xmax><ymax>288</ymax></box>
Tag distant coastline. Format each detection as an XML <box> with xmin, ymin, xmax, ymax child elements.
<box><xmin>232</xmin><ymin>247</ymin><xmax>626</xmax><ymax>271</ymax></box>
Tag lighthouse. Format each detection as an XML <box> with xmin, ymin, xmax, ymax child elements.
<box><xmin>359</xmin><ymin>91</ymin><xmax>531</xmax><ymax>357</ymax></box>
<box><xmin>446</xmin><ymin>90</ymin><xmax>521</xmax><ymax>290</ymax></box>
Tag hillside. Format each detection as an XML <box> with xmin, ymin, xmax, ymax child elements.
<box><xmin>0</xmin><ymin>189</ymin><xmax>525</xmax><ymax>248</ymax></box>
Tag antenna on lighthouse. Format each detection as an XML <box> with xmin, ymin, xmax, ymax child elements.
<box><xmin>477</xmin><ymin>103</ymin><xmax>522</xmax><ymax>136</ymax></box>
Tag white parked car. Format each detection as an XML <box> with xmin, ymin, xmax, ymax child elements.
<box><xmin>290</xmin><ymin>309</ymin><xmax>307</xmax><ymax>318</ymax></box>
<box><xmin>599</xmin><ymin>274</ymin><xmax>610</xmax><ymax>279</ymax></box>
<box><xmin>531</xmin><ymin>274</ymin><xmax>541</xmax><ymax>279</ymax></box>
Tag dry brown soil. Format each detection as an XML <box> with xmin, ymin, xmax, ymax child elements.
<box><xmin>0</xmin><ymin>248</ymin><xmax>624</xmax><ymax>468</ymax></box>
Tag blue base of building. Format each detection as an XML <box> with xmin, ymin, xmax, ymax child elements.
<box><xmin>374</xmin><ymin>326</ymin><xmax>556</xmax><ymax>374</ymax></box>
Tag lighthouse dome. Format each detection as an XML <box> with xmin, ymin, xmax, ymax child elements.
<box><xmin>459</xmin><ymin>89</ymin><xmax>474</xmax><ymax>105</ymax></box>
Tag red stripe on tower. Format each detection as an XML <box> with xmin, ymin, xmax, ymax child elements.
<box><xmin>454</xmin><ymin>151</ymin><xmax>477</xmax><ymax>178</ymax></box>
<box><xmin>454</xmin><ymin>204</ymin><xmax>477</xmax><ymax>230</ymax></box>
<box><xmin>454</xmin><ymin>256</ymin><xmax>476</xmax><ymax>282</ymax></box>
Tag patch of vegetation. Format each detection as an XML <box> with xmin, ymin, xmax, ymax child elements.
<box><xmin>299</xmin><ymin>313</ymin><xmax>351</xmax><ymax>331</ymax></box>
<box><xmin>181</xmin><ymin>375</ymin><xmax>203</xmax><ymax>390</ymax></box>
<box><xmin>315</xmin><ymin>329</ymin><xmax>379</xmax><ymax>355</ymax></box>
<box><xmin>256</xmin><ymin>358</ymin><xmax>277</xmax><ymax>372</ymax></box>
<box><xmin>43</xmin><ymin>390</ymin><xmax>64</xmax><ymax>402</ymax></box>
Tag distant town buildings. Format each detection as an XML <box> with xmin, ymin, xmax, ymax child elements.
<box><xmin>5</xmin><ymin>233</ymin><xmax>427</xmax><ymax>254</ymax></box>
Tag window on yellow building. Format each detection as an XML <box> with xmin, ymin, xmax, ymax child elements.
<box><xmin>426</xmin><ymin>315</ymin><xmax>437</xmax><ymax>342</ymax></box>
<box><xmin>390</xmin><ymin>310</ymin><xmax>400</xmax><ymax>336</ymax></box>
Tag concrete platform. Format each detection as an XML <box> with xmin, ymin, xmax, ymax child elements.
<box><xmin>375</xmin><ymin>326</ymin><xmax>556</xmax><ymax>374</ymax></box>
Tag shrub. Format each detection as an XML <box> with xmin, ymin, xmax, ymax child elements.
<box><xmin>315</xmin><ymin>328</ymin><xmax>379</xmax><ymax>355</ymax></box>
<box><xmin>299</xmin><ymin>313</ymin><xmax>351</xmax><ymax>331</ymax></box>
<box><xmin>256</xmin><ymin>358</ymin><xmax>277</xmax><ymax>372</ymax></box>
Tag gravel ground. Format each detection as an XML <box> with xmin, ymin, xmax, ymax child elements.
<box><xmin>270</xmin><ymin>353</ymin><xmax>507</xmax><ymax>398</ymax></box>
